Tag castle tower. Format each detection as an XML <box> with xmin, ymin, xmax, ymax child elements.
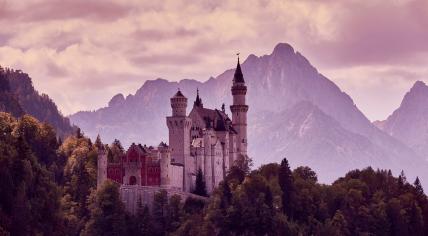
<box><xmin>166</xmin><ymin>90</ymin><xmax>193</xmax><ymax>191</ymax></box>
<box><xmin>97</xmin><ymin>146</ymin><xmax>108</xmax><ymax>189</ymax></box>
<box><xmin>158</xmin><ymin>142</ymin><xmax>171</xmax><ymax>186</ymax></box>
<box><xmin>230</xmin><ymin>56</ymin><xmax>248</xmax><ymax>157</ymax></box>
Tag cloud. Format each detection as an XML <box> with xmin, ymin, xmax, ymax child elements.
<box><xmin>0</xmin><ymin>0</ymin><xmax>427</xmax><ymax>120</ymax></box>
<box><xmin>0</xmin><ymin>0</ymin><xmax>132</xmax><ymax>22</ymax></box>
<box><xmin>302</xmin><ymin>1</ymin><xmax>428</xmax><ymax>68</ymax></box>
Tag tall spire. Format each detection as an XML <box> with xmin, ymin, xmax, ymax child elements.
<box><xmin>194</xmin><ymin>88</ymin><xmax>203</xmax><ymax>107</ymax></box>
<box><xmin>233</xmin><ymin>53</ymin><xmax>245</xmax><ymax>83</ymax></box>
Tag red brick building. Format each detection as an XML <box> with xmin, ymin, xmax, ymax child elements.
<box><xmin>106</xmin><ymin>143</ymin><xmax>161</xmax><ymax>186</ymax></box>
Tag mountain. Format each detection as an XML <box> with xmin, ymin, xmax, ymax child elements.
<box><xmin>251</xmin><ymin>101</ymin><xmax>428</xmax><ymax>183</ymax></box>
<box><xmin>69</xmin><ymin>43</ymin><xmax>428</xmax><ymax>185</ymax></box>
<box><xmin>0</xmin><ymin>67</ymin><xmax>76</xmax><ymax>138</ymax></box>
<box><xmin>0</xmin><ymin>68</ymin><xmax>24</xmax><ymax>117</ymax></box>
<box><xmin>375</xmin><ymin>81</ymin><xmax>428</xmax><ymax>160</ymax></box>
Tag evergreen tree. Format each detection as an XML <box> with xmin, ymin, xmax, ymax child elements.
<box><xmin>193</xmin><ymin>168</ymin><xmax>207</xmax><ymax>196</ymax></box>
<box><xmin>278</xmin><ymin>158</ymin><xmax>295</xmax><ymax>218</ymax></box>
<box><xmin>95</xmin><ymin>134</ymin><xmax>103</xmax><ymax>149</ymax></box>
<box><xmin>408</xmin><ymin>203</ymin><xmax>424</xmax><ymax>236</ymax></box>
<box><xmin>167</xmin><ymin>194</ymin><xmax>183</xmax><ymax>232</ymax></box>
<box><xmin>234</xmin><ymin>154</ymin><xmax>253</xmax><ymax>175</ymax></box>
<box><xmin>152</xmin><ymin>190</ymin><xmax>169</xmax><ymax>235</ymax></box>
<box><xmin>414</xmin><ymin>177</ymin><xmax>424</xmax><ymax>196</ymax></box>
<box><xmin>83</xmin><ymin>181</ymin><xmax>126</xmax><ymax>236</ymax></box>
<box><xmin>183</xmin><ymin>197</ymin><xmax>206</xmax><ymax>215</ymax></box>
<box><xmin>110</xmin><ymin>139</ymin><xmax>124</xmax><ymax>162</ymax></box>
<box><xmin>76</xmin><ymin>128</ymin><xmax>83</xmax><ymax>138</ymax></box>
<box><xmin>135</xmin><ymin>198</ymin><xmax>153</xmax><ymax>236</ymax></box>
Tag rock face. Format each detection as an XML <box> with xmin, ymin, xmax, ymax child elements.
<box><xmin>251</xmin><ymin>101</ymin><xmax>426</xmax><ymax>183</ymax></box>
<box><xmin>69</xmin><ymin>43</ymin><xmax>428</xmax><ymax>186</ymax></box>
<box><xmin>376</xmin><ymin>81</ymin><xmax>428</xmax><ymax>160</ymax></box>
<box><xmin>108</xmin><ymin>93</ymin><xmax>125</xmax><ymax>107</ymax></box>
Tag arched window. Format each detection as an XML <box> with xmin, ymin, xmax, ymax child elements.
<box><xmin>129</xmin><ymin>176</ymin><xmax>137</xmax><ymax>185</ymax></box>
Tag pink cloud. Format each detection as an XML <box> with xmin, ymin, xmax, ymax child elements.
<box><xmin>303</xmin><ymin>1</ymin><xmax>428</xmax><ymax>68</ymax></box>
<box><xmin>0</xmin><ymin>0</ymin><xmax>427</xmax><ymax>121</ymax></box>
<box><xmin>0</xmin><ymin>0</ymin><xmax>131</xmax><ymax>22</ymax></box>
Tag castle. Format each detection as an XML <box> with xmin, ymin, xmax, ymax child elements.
<box><xmin>97</xmin><ymin>58</ymin><xmax>248</xmax><ymax>194</ymax></box>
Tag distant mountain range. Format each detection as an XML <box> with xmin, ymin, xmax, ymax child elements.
<box><xmin>374</xmin><ymin>81</ymin><xmax>428</xmax><ymax>161</ymax></box>
<box><xmin>69</xmin><ymin>43</ymin><xmax>428</xmax><ymax>186</ymax></box>
<box><xmin>0</xmin><ymin>67</ymin><xmax>76</xmax><ymax>138</ymax></box>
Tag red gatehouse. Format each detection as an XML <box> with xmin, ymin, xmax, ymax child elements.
<box><xmin>106</xmin><ymin>143</ymin><xmax>161</xmax><ymax>186</ymax></box>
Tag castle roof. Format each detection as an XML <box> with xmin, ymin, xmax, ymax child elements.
<box><xmin>173</xmin><ymin>90</ymin><xmax>185</xmax><ymax>98</ymax></box>
<box><xmin>233</xmin><ymin>57</ymin><xmax>245</xmax><ymax>83</ymax></box>
<box><xmin>194</xmin><ymin>88</ymin><xmax>203</xmax><ymax>107</ymax></box>
<box><xmin>192</xmin><ymin>107</ymin><xmax>236</xmax><ymax>133</ymax></box>
<box><xmin>158</xmin><ymin>141</ymin><xmax>168</xmax><ymax>148</ymax></box>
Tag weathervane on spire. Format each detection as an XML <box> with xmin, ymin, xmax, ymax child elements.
<box><xmin>236</xmin><ymin>52</ymin><xmax>240</xmax><ymax>62</ymax></box>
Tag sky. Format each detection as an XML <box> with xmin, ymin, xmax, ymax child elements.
<box><xmin>0</xmin><ymin>0</ymin><xmax>427</xmax><ymax>121</ymax></box>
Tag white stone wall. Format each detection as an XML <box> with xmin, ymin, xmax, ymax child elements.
<box><xmin>216</xmin><ymin>131</ymin><xmax>230</xmax><ymax>172</ymax></box>
<box><xmin>119</xmin><ymin>185</ymin><xmax>207</xmax><ymax>214</ymax></box>
<box><xmin>212</xmin><ymin>140</ymin><xmax>224</xmax><ymax>188</ymax></box>
<box><xmin>169</xmin><ymin>164</ymin><xmax>184</xmax><ymax>191</ymax></box>
<box><xmin>203</xmin><ymin>130</ymin><xmax>214</xmax><ymax>193</ymax></box>
<box><xmin>97</xmin><ymin>150</ymin><xmax>108</xmax><ymax>189</ymax></box>
<box><xmin>229</xmin><ymin>133</ymin><xmax>237</xmax><ymax>166</ymax></box>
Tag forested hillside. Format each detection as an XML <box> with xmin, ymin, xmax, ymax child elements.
<box><xmin>0</xmin><ymin>68</ymin><xmax>24</xmax><ymax>117</ymax></box>
<box><xmin>0</xmin><ymin>66</ymin><xmax>75</xmax><ymax>138</ymax></box>
<box><xmin>1</xmin><ymin>111</ymin><xmax>427</xmax><ymax>235</ymax></box>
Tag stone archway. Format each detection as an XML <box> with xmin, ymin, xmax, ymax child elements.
<box><xmin>129</xmin><ymin>176</ymin><xmax>137</xmax><ymax>185</ymax></box>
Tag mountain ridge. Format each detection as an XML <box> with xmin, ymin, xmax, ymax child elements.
<box><xmin>376</xmin><ymin>80</ymin><xmax>428</xmax><ymax>160</ymax></box>
<box><xmin>69</xmin><ymin>43</ymin><xmax>428</xmax><ymax>185</ymax></box>
<box><xmin>0</xmin><ymin>66</ymin><xmax>76</xmax><ymax>138</ymax></box>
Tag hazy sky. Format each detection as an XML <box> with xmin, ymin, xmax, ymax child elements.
<box><xmin>1</xmin><ymin>0</ymin><xmax>427</xmax><ymax>121</ymax></box>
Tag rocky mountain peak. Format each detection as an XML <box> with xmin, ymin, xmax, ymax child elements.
<box><xmin>272</xmin><ymin>43</ymin><xmax>295</xmax><ymax>56</ymax></box>
<box><xmin>408</xmin><ymin>80</ymin><xmax>428</xmax><ymax>96</ymax></box>
<box><xmin>378</xmin><ymin>80</ymin><xmax>428</xmax><ymax>159</ymax></box>
<box><xmin>400</xmin><ymin>81</ymin><xmax>428</xmax><ymax>109</ymax></box>
<box><xmin>108</xmin><ymin>93</ymin><xmax>125</xmax><ymax>107</ymax></box>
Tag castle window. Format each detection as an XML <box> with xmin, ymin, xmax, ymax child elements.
<box><xmin>129</xmin><ymin>176</ymin><xmax>137</xmax><ymax>185</ymax></box>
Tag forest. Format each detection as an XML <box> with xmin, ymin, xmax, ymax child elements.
<box><xmin>0</xmin><ymin>110</ymin><xmax>427</xmax><ymax>236</ymax></box>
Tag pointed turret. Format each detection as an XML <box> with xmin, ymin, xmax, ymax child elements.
<box><xmin>233</xmin><ymin>57</ymin><xmax>245</xmax><ymax>83</ymax></box>
<box><xmin>194</xmin><ymin>88</ymin><xmax>203</xmax><ymax>108</ymax></box>
<box><xmin>230</xmin><ymin>54</ymin><xmax>248</xmax><ymax>157</ymax></box>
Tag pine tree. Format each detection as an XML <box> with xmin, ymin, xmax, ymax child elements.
<box><xmin>193</xmin><ymin>168</ymin><xmax>207</xmax><ymax>197</ymax></box>
<box><xmin>278</xmin><ymin>158</ymin><xmax>294</xmax><ymax>218</ymax></box>
<box><xmin>135</xmin><ymin>197</ymin><xmax>153</xmax><ymax>235</ymax></box>
<box><xmin>152</xmin><ymin>190</ymin><xmax>169</xmax><ymax>235</ymax></box>
<box><xmin>110</xmin><ymin>139</ymin><xmax>124</xmax><ymax>162</ymax></box>
<box><xmin>408</xmin><ymin>203</ymin><xmax>424</xmax><ymax>236</ymax></box>
<box><xmin>234</xmin><ymin>154</ymin><xmax>253</xmax><ymax>175</ymax></box>
<box><xmin>414</xmin><ymin>177</ymin><xmax>424</xmax><ymax>196</ymax></box>
<box><xmin>76</xmin><ymin>128</ymin><xmax>83</xmax><ymax>138</ymax></box>
<box><xmin>167</xmin><ymin>194</ymin><xmax>183</xmax><ymax>232</ymax></box>
<box><xmin>399</xmin><ymin>170</ymin><xmax>407</xmax><ymax>184</ymax></box>
<box><xmin>95</xmin><ymin>134</ymin><xmax>103</xmax><ymax>149</ymax></box>
<box><xmin>83</xmin><ymin>181</ymin><xmax>126</xmax><ymax>236</ymax></box>
<box><xmin>220</xmin><ymin>179</ymin><xmax>232</xmax><ymax>208</ymax></box>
